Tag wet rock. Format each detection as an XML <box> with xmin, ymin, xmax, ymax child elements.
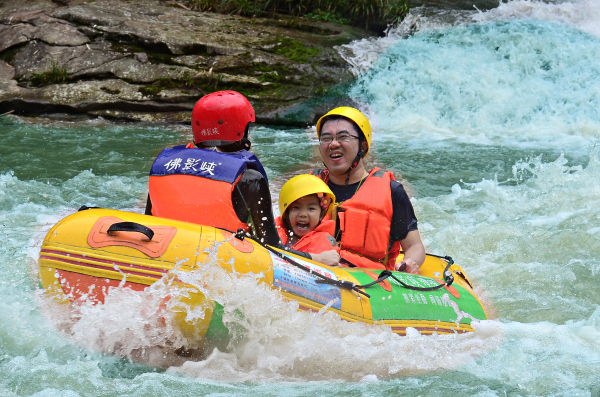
<box><xmin>2</xmin><ymin>79</ymin><xmax>195</xmax><ymax>114</ymax></box>
<box><xmin>11</xmin><ymin>41</ymin><xmax>84</xmax><ymax>80</ymax></box>
<box><xmin>65</xmin><ymin>44</ymin><xmax>127</xmax><ymax>76</ymax></box>
<box><xmin>134</xmin><ymin>52</ymin><xmax>148</xmax><ymax>63</ymax></box>
<box><xmin>89</xmin><ymin>109</ymin><xmax>191</xmax><ymax>123</ymax></box>
<box><xmin>0</xmin><ymin>0</ymin><xmax>374</xmax><ymax>125</ymax></box>
<box><xmin>172</xmin><ymin>55</ymin><xmax>209</xmax><ymax>68</ymax></box>
<box><xmin>31</xmin><ymin>16</ymin><xmax>90</xmax><ymax>46</ymax></box>
<box><xmin>218</xmin><ymin>73</ymin><xmax>270</xmax><ymax>87</ymax></box>
<box><xmin>2</xmin><ymin>9</ymin><xmax>50</xmax><ymax>24</ymax></box>
<box><xmin>0</xmin><ymin>15</ymin><xmax>88</xmax><ymax>53</ymax></box>
<box><xmin>51</xmin><ymin>4</ymin><xmax>258</xmax><ymax>55</ymax></box>
<box><xmin>0</xmin><ymin>60</ymin><xmax>15</xmax><ymax>81</ymax></box>
<box><xmin>0</xmin><ymin>24</ymin><xmax>38</xmax><ymax>53</ymax></box>
<box><xmin>72</xmin><ymin>57</ymin><xmax>197</xmax><ymax>84</ymax></box>
<box><xmin>0</xmin><ymin>61</ymin><xmax>20</xmax><ymax>96</ymax></box>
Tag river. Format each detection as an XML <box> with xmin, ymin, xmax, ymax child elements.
<box><xmin>1</xmin><ymin>0</ymin><xmax>599</xmax><ymax>395</ymax></box>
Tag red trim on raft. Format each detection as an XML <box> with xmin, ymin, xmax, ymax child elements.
<box><xmin>390</xmin><ymin>326</ymin><xmax>470</xmax><ymax>334</ymax></box>
<box><xmin>55</xmin><ymin>268</ymin><xmax>148</xmax><ymax>304</ymax></box>
<box><xmin>40</xmin><ymin>250</ymin><xmax>166</xmax><ymax>279</ymax></box>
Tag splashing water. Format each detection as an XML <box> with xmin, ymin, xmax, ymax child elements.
<box><xmin>2</xmin><ymin>0</ymin><xmax>600</xmax><ymax>393</ymax></box>
<box><xmin>37</xmin><ymin>231</ymin><xmax>501</xmax><ymax>381</ymax></box>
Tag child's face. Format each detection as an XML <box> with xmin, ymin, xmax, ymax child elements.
<box><xmin>286</xmin><ymin>194</ymin><xmax>322</xmax><ymax>237</ymax></box>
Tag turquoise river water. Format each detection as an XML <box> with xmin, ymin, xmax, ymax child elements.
<box><xmin>1</xmin><ymin>0</ymin><xmax>600</xmax><ymax>395</ymax></box>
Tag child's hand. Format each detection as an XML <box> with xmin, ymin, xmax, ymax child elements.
<box><xmin>311</xmin><ymin>250</ymin><xmax>340</xmax><ymax>266</ymax></box>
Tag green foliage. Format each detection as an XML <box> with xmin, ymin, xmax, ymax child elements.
<box><xmin>187</xmin><ymin>0</ymin><xmax>264</xmax><ymax>16</ymax></box>
<box><xmin>30</xmin><ymin>62</ymin><xmax>69</xmax><ymax>86</ymax></box>
<box><xmin>305</xmin><ymin>10</ymin><xmax>350</xmax><ymax>24</ymax></box>
<box><xmin>185</xmin><ymin>0</ymin><xmax>409</xmax><ymax>31</ymax></box>
<box><xmin>267</xmin><ymin>37</ymin><xmax>319</xmax><ymax>63</ymax></box>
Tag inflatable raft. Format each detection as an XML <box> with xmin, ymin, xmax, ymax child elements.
<box><xmin>38</xmin><ymin>208</ymin><xmax>487</xmax><ymax>348</ymax></box>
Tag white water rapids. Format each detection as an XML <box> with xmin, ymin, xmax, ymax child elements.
<box><xmin>1</xmin><ymin>0</ymin><xmax>599</xmax><ymax>394</ymax></box>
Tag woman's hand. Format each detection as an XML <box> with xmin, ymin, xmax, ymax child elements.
<box><xmin>395</xmin><ymin>258</ymin><xmax>420</xmax><ymax>274</ymax></box>
<box><xmin>310</xmin><ymin>250</ymin><xmax>340</xmax><ymax>266</ymax></box>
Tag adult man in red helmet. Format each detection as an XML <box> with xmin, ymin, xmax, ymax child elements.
<box><xmin>146</xmin><ymin>90</ymin><xmax>282</xmax><ymax>246</ymax></box>
<box><xmin>312</xmin><ymin>107</ymin><xmax>425</xmax><ymax>274</ymax></box>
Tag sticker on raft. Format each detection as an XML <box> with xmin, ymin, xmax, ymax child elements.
<box><xmin>270</xmin><ymin>252</ymin><xmax>341</xmax><ymax>310</ymax></box>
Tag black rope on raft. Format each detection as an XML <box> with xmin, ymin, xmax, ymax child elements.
<box><xmin>234</xmin><ymin>229</ymin><xmax>371</xmax><ymax>298</ymax></box>
<box><xmin>345</xmin><ymin>257</ymin><xmax>456</xmax><ymax>292</ymax></box>
<box><xmin>233</xmin><ymin>229</ymin><xmax>455</xmax><ymax>295</ymax></box>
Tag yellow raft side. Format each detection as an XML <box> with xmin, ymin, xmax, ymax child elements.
<box><xmin>39</xmin><ymin>208</ymin><xmax>486</xmax><ymax>346</ymax></box>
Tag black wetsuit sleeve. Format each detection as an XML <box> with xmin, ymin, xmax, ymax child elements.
<box><xmin>232</xmin><ymin>170</ymin><xmax>312</xmax><ymax>258</ymax></box>
<box><xmin>389</xmin><ymin>180</ymin><xmax>418</xmax><ymax>243</ymax></box>
<box><xmin>232</xmin><ymin>169</ymin><xmax>282</xmax><ymax>247</ymax></box>
<box><xmin>145</xmin><ymin>193</ymin><xmax>152</xmax><ymax>215</ymax></box>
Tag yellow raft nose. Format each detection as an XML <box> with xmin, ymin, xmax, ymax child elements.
<box><xmin>38</xmin><ymin>208</ymin><xmax>487</xmax><ymax>350</ymax></box>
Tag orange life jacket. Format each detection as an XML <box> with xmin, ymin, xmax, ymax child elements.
<box><xmin>311</xmin><ymin>168</ymin><xmax>401</xmax><ymax>270</ymax></box>
<box><xmin>149</xmin><ymin>145</ymin><xmax>267</xmax><ymax>233</ymax></box>
<box><xmin>275</xmin><ymin>217</ymin><xmax>339</xmax><ymax>254</ymax></box>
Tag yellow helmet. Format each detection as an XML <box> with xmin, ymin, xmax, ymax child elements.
<box><xmin>279</xmin><ymin>174</ymin><xmax>336</xmax><ymax>217</ymax></box>
<box><xmin>315</xmin><ymin>106</ymin><xmax>372</xmax><ymax>157</ymax></box>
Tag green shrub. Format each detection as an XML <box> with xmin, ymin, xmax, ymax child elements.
<box><xmin>185</xmin><ymin>0</ymin><xmax>409</xmax><ymax>32</ymax></box>
<box><xmin>268</xmin><ymin>37</ymin><xmax>319</xmax><ymax>63</ymax></box>
<box><xmin>30</xmin><ymin>62</ymin><xmax>69</xmax><ymax>86</ymax></box>
<box><xmin>304</xmin><ymin>10</ymin><xmax>350</xmax><ymax>24</ymax></box>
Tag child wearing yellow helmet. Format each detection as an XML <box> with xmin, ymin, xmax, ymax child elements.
<box><xmin>276</xmin><ymin>175</ymin><xmax>340</xmax><ymax>266</ymax></box>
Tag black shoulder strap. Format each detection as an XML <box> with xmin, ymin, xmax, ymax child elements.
<box><xmin>372</xmin><ymin>169</ymin><xmax>385</xmax><ymax>178</ymax></box>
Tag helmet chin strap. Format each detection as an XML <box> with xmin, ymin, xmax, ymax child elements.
<box><xmin>241</xmin><ymin>136</ymin><xmax>251</xmax><ymax>151</ymax></box>
<box><xmin>343</xmin><ymin>152</ymin><xmax>364</xmax><ymax>186</ymax></box>
<box><xmin>240</xmin><ymin>123</ymin><xmax>251</xmax><ymax>151</ymax></box>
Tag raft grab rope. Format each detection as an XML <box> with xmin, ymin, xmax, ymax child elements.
<box><xmin>234</xmin><ymin>229</ymin><xmax>371</xmax><ymax>298</ymax></box>
<box><xmin>349</xmin><ymin>258</ymin><xmax>455</xmax><ymax>293</ymax></box>
<box><xmin>234</xmin><ymin>229</ymin><xmax>456</xmax><ymax>298</ymax></box>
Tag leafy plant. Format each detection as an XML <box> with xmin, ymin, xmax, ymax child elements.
<box><xmin>183</xmin><ymin>0</ymin><xmax>409</xmax><ymax>32</ymax></box>
<box><xmin>267</xmin><ymin>37</ymin><xmax>319</xmax><ymax>63</ymax></box>
<box><xmin>30</xmin><ymin>62</ymin><xmax>69</xmax><ymax>86</ymax></box>
<box><xmin>305</xmin><ymin>10</ymin><xmax>350</xmax><ymax>24</ymax></box>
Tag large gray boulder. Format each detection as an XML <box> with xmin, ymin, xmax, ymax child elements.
<box><xmin>0</xmin><ymin>0</ymin><xmax>373</xmax><ymax>125</ymax></box>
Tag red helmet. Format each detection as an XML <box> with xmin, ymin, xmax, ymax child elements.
<box><xmin>191</xmin><ymin>90</ymin><xmax>255</xmax><ymax>146</ymax></box>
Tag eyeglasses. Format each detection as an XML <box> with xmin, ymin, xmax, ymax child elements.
<box><xmin>319</xmin><ymin>131</ymin><xmax>359</xmax><ymax>145</ymax></box>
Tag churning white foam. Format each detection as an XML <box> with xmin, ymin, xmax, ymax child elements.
<box><xmin>340</xmin><ymin>0</ymin><xmax>600</xmax><ymax>76</ymax></box>
<box><xmin>38</xmin><ymin>235</ymin><xmax>503</xmax><ymax>381</ymax></box>
<box><xmin>474</xmin><ymin>0</ymin><xmax>600</xmax><ymax>39</ymax></box>
<box><xmin>346</xmin><ymin>15</ymin><xmax>600</xmax><ymax>148</ymax></box>
<box><xmin>338</xmin><ymin>7</ymin><xmax>477</xmax><ymax>76</ymax></box>
<box><xmin>414</xmin><ymin>144</ymin><xmax>600</xmax><ymax>324</ymax></box>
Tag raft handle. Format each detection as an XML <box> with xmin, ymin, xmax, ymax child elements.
<box><xmin>107</xmin><ymin>222</ymin><xmax>155</xmax><ymax>241</ymax></box>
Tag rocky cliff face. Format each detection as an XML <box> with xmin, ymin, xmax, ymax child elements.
<box><xmin>0</xmin><ymin>0</ymin><xmax>373</xmax><ymax>125</ymax></box>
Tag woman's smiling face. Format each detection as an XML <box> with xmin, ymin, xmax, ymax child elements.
<box><xmin>286</xmin><ymin>194</ymin><xmax>322</xmax><ymax>237</ymax></box>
